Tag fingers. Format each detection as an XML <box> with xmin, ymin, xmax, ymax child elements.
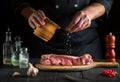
<box><xmin>37</xmin><ymin>10</ymin><xmax>46</xmax><ymax>25</ymax></box>
<box><xmin>28</xmin><ymin>19</ymin><xmax>36</xmax><ymax>29</ymax></box>
<box><xmin>28</xmin><ymin>10</ymin><xmax>46</xmax><ymax>29</ymax></box>
<box><xmin>71</xmin><ymin>16</ymin><xmax>91</xmax><ymax>33</ymax></box>
<box><xmin>65</xmin><ymin>11</ymin><xmax>91</xmax><ymax>33</ymax></box>
<box><xmin>65</xmin><ymin>12</ymin><xmax>81</xmax><ymax>32</ymax></box>
<box><xmin>38</xmin><ymin>10</ymin><xmax>46</xmax><ymax>20</ymax></box>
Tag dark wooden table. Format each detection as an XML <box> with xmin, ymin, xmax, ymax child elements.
<box><xmin>0</xmin><ymin>59</ymin><xmax>120</xmax><ymax>82</ymax></box>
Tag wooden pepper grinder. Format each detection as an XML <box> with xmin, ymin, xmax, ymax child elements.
<box><xmin>105</xmin><ymin>32</ymin><xmax>116</xmax><ymax>62</ymax></box>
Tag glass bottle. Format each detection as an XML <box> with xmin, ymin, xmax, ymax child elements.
<box><xmin>11</xmin><ymin>36</ymin><xmax>22</xmax><ymax>66</ymax></box>
<box><xmin>3</xmin><ymin>28</ymin><xmax>14</xmax><ymax>65</ymax></box>
<box><xmin>19</xmin><ymin>47</ymin><xmax>29</xmax><ymax>68</ymax></box>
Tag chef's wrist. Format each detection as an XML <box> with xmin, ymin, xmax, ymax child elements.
<box><xmin>21</xmin><ymin>6</ymin><xmax>36</xmax><ymax>20</ymax></box>
<box><xmin>80</xmin><ymin>2</ymin><xmax>105</xmax><ymax>20</ymax></box>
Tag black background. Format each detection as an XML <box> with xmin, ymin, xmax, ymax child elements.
<box><xmin>0</xmin><ymin>0</ymin><xmax>120</xmax><ymax>64</ymax></box>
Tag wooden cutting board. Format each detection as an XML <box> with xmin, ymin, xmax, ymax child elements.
<box><xmin>35</xmin><ymin>62</ymin><xmax>119</xmax><ymax>71</ymax></box>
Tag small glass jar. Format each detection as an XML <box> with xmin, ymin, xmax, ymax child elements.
<box><xmin>19</xmin><ymin>47</ymin><xmax>29</xmax><ymax>68</ymax></box>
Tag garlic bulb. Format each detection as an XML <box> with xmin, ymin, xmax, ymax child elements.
<box><xmin>27</xmin><ymin>63</ymin><xmax>39</xmax><ymax>77</ymax></box>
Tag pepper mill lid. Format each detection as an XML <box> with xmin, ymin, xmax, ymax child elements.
<box><xmin>105</xmin><ymin>32</ymin><xmax>116</xmax><ymax>48</ymax></box>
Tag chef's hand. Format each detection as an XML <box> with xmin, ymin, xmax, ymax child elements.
<box><xmin>28</xmin><ymin>10</ymin><xmax>46</xmax><ymax>29</ymax></box>
<box><xmin>65</xmin><ymin>11</ymin><xmax>91</xmax><ymax>33</ymax></box>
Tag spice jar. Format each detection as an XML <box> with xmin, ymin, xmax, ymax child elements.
<box><xmin>19</xmin><ymin>47</ymin><xmax>29</xmax><ymax>68</ymax></box>
<box><xmin>33</xmin><ymin>17</ymin><xmax>59</xmax><ymax>42</ymax></box>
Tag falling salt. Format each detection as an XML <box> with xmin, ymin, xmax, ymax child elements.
<box><xmin>66</xmin><ymin>32</ymin><xmax>72</xmax><ymax>55</ymax></box>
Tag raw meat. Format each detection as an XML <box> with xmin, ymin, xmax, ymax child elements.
<box><xmin>40</xmin><ymin>54</ymin><xmax>93</xmax><ymax>66</ymax></box>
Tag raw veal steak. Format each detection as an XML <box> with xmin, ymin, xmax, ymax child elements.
<box><xmin>40</xmin><ymin>54</ymin><xmax>93</xmax><ymax>66</ymax></box>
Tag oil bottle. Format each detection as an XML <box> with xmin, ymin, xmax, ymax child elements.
<box><xmin>11</xmin><ymin>36</ymin><xmax>22</xmax><ymax>66</ymax></box>
<box><xmin>3</xmin><ymin>28</ymin><xmax>14</xmax><ymax>65</ymax></box>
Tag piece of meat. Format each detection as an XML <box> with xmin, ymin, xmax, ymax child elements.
<box><xmin>40</xmin><ymin>54</ymin><xmax>93</xmax><ymax>66</ymax></box>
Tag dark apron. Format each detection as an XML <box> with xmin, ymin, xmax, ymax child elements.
<box><xmin>30</xmin><ymin>0</ymin><xmax>102</xmax><ymax>59</ymax></box>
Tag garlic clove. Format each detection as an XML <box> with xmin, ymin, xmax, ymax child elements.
<box><xmin>27</xmin><ymin>63</ymin><xmax>39</xmax><ymax>77</ymax></box>
<box><xmin>12</xmin><ymin>72</ymin><xmax>20</xmax><ymax>77</ymax></box>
